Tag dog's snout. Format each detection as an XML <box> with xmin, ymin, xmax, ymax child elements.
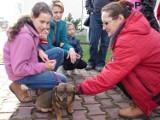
<box><xmin>63</xmin><ymin>94</ymin><xmax>67</xmax><ymax>101</ymax></box>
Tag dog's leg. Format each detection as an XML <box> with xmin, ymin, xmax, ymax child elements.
<box><xmin>51</xmin><ymin>109</ymin><xmax>55</xmax><ymax>117</ymax></box>
<box><xmin>55</xmin><ymin>107</ymin><xmax>62</xmax><ymax>120</ymax></box>
<box><xmin>67</xmin><ymin>105</ymin><xmax>74</xmax><ymax>114</ymax></box>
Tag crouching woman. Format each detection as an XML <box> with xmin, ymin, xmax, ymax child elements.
<box><xmin>76</xmin><ymin>0</ymin><xmax>160</xmax><ymax>119</ymax></box>
<box><xmin>3</xmin><ymin>2</ymin><xmax>67</xmax><ymax>103</ymax></box>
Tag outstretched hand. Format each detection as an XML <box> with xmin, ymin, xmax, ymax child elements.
<box><xmin>67</xmin><ymin>48</ymin><xmax>77</xmax><ymax>64</ymax></box>
<box><xmin>75</xmin><ymin>83</ymin><xmax>84</xmax><ymax>95</ymax></box>
<box><xmin>44</xmin><ymin>60</ymin><xmax>56</xmax><ymax>70</ymax></box>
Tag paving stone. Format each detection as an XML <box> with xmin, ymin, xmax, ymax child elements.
<box><xmin>104</xmin><ymin>107</ymin><xmax>121</xmax><ymax>120</ymax></box>
<box><xmin>107</xmin><ymin>88</ymin><xmax>119</xmax><ymax>95</ymax></box>
<box><xmin>95</xmin><ymin>92</ymin><xmax>110</xmax><ymax>100</ymax></box>
<box><xmin>84</xmin><ymin>104</ymin><xmax>106</xmax><ymax>116</ymax></box>
<box><xmin>73</xmin><ymin>100</ymin><xmax>86</xmax><ymax>110</ymax></box>
<box><xmin>99</xmin><ymin>99</ymin><xmax>116</xmax><ymax>109</ymax></box>
<box><xmin>12</xmin><ymin>107</ymin><xmax>34</xmax><ymax>119</ymax></box>
<box><xmin>83</xmin><ymin>95</ymin><xmax>98</xmax><ymax>104</ymax></box>
<box><xmin>114</xmin><ymin>102</ymin><xmax>130</xmax><ymax>109</ymax></box>
<box><xmin>3</xmin><ymin>97</ymin><xmax>19</xmax><ymax>103</ymax></box>
<box><xmin>72</xmin><ymin>110</ymin><xmax>88</xmax><ymax>120</ymax></box>
<box><xmin>32</xmin><ymin>110</ymin><xmax>49</xmax><ymax>119</ymax></box>
<box><xmin>0</xmin><ymin>102</ymin><xmax>18</xmax><ymax>112</ymax></box>
<box><xmin>110</xmin><ymin>94</ymin><xmax>125</xmax><ymax>103</ymax></box>
<box><xmin>0</xmin><ymin>113</ymin><xmax>12</xmax><ymax>120</ymax></box>
<box><xmin>89</xmin><ymin>115</ymin><xmax>107</xmax><ymax>120</ymax></box>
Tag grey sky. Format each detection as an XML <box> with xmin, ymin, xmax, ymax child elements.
<box><xmin>0</xmin><ymin>0</ymin><xmax>87</xmax><ymax>23</ymax></box>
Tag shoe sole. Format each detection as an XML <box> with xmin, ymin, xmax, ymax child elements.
<box><xmin>9</xmin><ymin>85</ymin><xmax>33</xmax><ymax>103</ymax></box>
<box><xmin>118</xmin><ymin>112</ymin><xmax>146</xmax><ymax>119</ymax></box>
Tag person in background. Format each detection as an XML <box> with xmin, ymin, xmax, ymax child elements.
<box><xmin>47</xmin><ymin>0</ymin><xmax>78</xmax><ymax>65</ymax></box>
<box><xmin>85</xmin><ymin>0</ymin><xmax>111</xmax><ymax>72</ymax></box>
<box><xmin>38</xmin><ymin>27</ymin><xmax>63</xmax><ymax>71</ymax></box>
<box><xmin>3</xmin><ymin>2</ymin><xmax>67</xmax><ymax>103</ymax></box>
<box><xmin>140</xmin><ymin>0</ymin><xmax>159</xmax><ymax>32</ymax></box>
<box><xmin>76</xmin><ymin>0</ymin><xmax>160</xmax><ymax>119</ymax></box>
<box><xmin>157</xmin><ymin>3</ymin><xmax>160</xmax><ymax>26</ymax></box>
<box><xmin>62</xmin><ymin>21</ymin><xmax>87</xmax><ymax>75</ymax></box>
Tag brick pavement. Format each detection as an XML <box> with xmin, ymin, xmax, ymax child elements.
<box><xmin>0</xmin><ymin>65</ymin><xmax>160</xmax><ymax>120</ymax></box>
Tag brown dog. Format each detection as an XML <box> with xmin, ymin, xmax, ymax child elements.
<box><xmin>35</xmin><ymin>83</ymin><xmax>77</xmax><ymax>120</ymax></box>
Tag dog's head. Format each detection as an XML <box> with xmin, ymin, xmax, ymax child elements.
<box><xmin>52</xmin><ymin>83</ymin><xmax>77</xmax><ymax>107</ymax></box>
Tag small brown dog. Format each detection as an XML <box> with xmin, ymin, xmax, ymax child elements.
<box><xmin>35</xmin><ymin>83</ymin><xmax>77</xmax><ymax>120</ymax></box>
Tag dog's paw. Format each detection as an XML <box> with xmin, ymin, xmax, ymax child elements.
<box><xmin>40</xmin><ymin>108</ymin><xmax>52</xmax><ymax>112</ymax></box>
<box><xmin>67</xmin><ymin>107</ymin><xmax>74</xmax><ymax>114</ymax></box>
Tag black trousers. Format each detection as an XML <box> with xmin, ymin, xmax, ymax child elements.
<box><xmin>117</xmin><ymin>82</ymin><xmax>132</xmax><ymax>100</ymax></box>
<box><xmin>62</xmin><ymin>58</ymin><xmax>87</xmax><ymax>70</ymax></box>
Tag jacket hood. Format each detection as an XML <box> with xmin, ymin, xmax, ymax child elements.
<box><xmin>6</xmin><ymin>24</ymin><xmax>39</xmax><ymax>39</ymax></box>
<box><xmin>121</xmin><ymin>11</ymin><xmax>151</xmax><ymax>35</ymax></box>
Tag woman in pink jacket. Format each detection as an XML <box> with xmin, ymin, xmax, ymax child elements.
<box><xmin>76</xmin><ymin>0</ymin><xmax>160</xmax><ymax>119</ymax></box>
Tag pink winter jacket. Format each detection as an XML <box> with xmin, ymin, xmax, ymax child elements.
<box><xmin>3</xmin><ymin>24</ymin><xmax>46</xmax><ymax>81</ymax></box>
<box><xmin>80</xmin><ymin>11</ymin><xmax>160</xmax><ymax>116</ymax></box>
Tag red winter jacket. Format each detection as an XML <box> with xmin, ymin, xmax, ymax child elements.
<box><xmin>80</xmin><ymin>11</ymin><xmax>160</xmax><ymax>116</ymax></box>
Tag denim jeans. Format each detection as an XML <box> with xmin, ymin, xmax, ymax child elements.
<box><xmin>16</xmin><ymin>71</ymin><xmax>67</xmax><ymax>89</ymax></box>
<box><xmin>38</xmin><ymin>46</ymin><xmax>64</xmax><ymax>71</ymax></box>
<box><xmin>88</xmin><ymin>14</ymin><xmax>109</xmax><ymax>67</ymax></box>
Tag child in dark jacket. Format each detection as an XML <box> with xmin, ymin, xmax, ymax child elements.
<box><xmin>62</xmin><ymin>22</ymin><xmax>87</xmax><ymax>75</ymax></box>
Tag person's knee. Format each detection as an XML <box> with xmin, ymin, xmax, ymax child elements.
<box><xmin>61</xmin><ymin>74</ymin><xmax>68</xmax><ymax>83</ymax></box>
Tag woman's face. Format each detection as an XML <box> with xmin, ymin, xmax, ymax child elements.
<box><xmin>31</xmin><ymin>12</ymin><xmax>51</xmax><ymax>34</ymax></box>
<box><xmin>52</xmin><ymin>6</ymin><xmax>63</xmax><ymax>22</ymax></box>
<box><xmin>101</xmin><ymin>11</ymin><xmax>124</xmax><ymax>38</ymax></box>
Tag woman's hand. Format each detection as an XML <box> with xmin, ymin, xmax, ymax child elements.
<box><xmin>38</xmin><ymin>49</ymin><xmax>49</xmax><ymax>62</ymax></box>
<box><xmin>76</xmin><ymin>54</ymin><xmax>81</xmax><ymax>59</ymax></box>
<box><xmin>44</xmin><ymin>60</ymin><xmax>56</xmax><ymax>70</ymax></box>
<box><xmin>67</xmin><ymin>48</ymin><xmax>77</xmax><ymax>63</ymax></box>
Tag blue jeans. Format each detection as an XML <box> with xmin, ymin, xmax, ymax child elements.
<box><xmin>88</xmin><ymin>14</ymin><xmax>109</xmax><ymax>67</ymax></box>
<box><xmin>16</xmin><ymin>71</ymin><xmax>67</xmax><ymax>89</ymax></box>
<box><xmin>38</xmin><ymin>46</ymin><xmax>64</xmax><ymax>71</ymax></box>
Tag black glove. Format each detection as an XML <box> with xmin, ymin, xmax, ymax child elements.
<box><xmin>75</xmin><ymin>83</ymin><xmax>84</xmax><ymax>95</ymax></box>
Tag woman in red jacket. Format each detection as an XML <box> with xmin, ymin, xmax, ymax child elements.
<box><xmin>76</xmin><ymin>0</ymin><xmax>160</xmax><ymax>119</ymax></box>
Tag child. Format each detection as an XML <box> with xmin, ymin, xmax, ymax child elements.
<box><xmin>38</xmin><ymin>28</ymin><xmax>50</xmax><ymax>51</ymax></box>
<box><xmin>38</xmin><ymin>27</ymin><xmax>64</xmax><ymax>72</ymax></box>
<box><xmin>62</xmin><ymin>22</ymin><xmax>87</xmax><ymax>75</ymax></box>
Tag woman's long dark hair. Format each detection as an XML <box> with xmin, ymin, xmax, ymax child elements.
<box><xmin>8</xmin><ymin>2</ymin><xmax>53</xmax><ymax>41</ymax></box>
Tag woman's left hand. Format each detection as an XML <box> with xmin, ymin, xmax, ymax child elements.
<box><xmin>38</xmin><ymin>49</ymin><xmax>49</xmax><ymax>62</ymax></box>
<box><xmin>67</xmin><ymin>48</ymin><xmax>77</xmax><ymax>63</ymax></box>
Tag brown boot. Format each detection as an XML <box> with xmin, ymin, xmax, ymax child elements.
<box><xmin>118</xmin><ymin>101</ymin><xmax>145</xmax><ymax>119</ymax></box>
<box><xmin>9</xmin><ymin>82</ymin><xmax>33</xmax><ymax>103</ymax></box>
